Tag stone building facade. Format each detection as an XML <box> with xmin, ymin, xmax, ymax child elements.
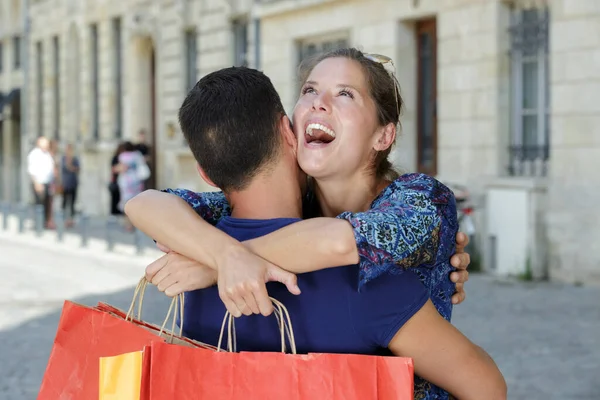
<box><xmin>2</xmin><ymin>0</ymin><xmax>599</xmax><ymax>283</ymax></box>
<box><xmin>0</xmin><ymin>0</ymin><xmax>25</xmax><ymax>203</ymax></box>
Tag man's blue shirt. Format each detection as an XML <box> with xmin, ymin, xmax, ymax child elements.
<box><xmin>182</xmin><ymin>217</ymin><xmax>429</xmax><ymax>355</ymax></box>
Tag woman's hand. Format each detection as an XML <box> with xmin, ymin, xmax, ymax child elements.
<box><xmin>450</xmin><ymin>232</ymin><xmax>470</xmax><ymax>305</ymax></box>
<box><xmin>146</xmin><ymin>252</ymin><xmax>218</xmax><ymax>297</ymax></box>
<box><xmin>149</xmin><ymin>242</ymin><xmax>302</xmax><ymax>317</ymax></box>
<box><xmin>215</xmin><ymin>247</ymin><xmax>301</xmax><ymax>318</ymax></box>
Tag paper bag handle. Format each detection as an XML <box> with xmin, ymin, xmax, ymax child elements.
<box><xmin>125</xmin><ymin>277</ymin><xmax>185</xmax><ymax>342</ymax></box>
<box><xmin>217</xmin><ymin>297</ymin><xmax>297</xmax><ymax>354</ymax></box>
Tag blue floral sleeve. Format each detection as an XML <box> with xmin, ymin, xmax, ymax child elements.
<box><xmin>161</xmin><ymin>188</ymin><xmax>231</xmax><ymax>226</ymax></box>
<box><xmin>337</xmin><ymin>173</ymin><xmax>459</xmax><ymax>292</ymax></box>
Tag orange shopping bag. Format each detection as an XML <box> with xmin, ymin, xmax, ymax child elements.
<box><xmin>121</xmin><ymin>298</ymin><xmax>414</xmax><ymax>399</ymax></box>
<box><xmin>38</xmin><ymin>278</ymin><xmax>212</xmax><ymax>400</ymax></box>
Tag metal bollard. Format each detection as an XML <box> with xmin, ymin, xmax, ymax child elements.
<box><xmin>1</xmin><ymin>202</ymin><xmax>9</xmax><ymax>231</ymax></box>
<box><xmin>56</xmin><ymin>209</ymin><xmax>65</xmax><ymax>242</ymax></box>
<box><xmin>134</xmin><ymin>228</ymin><xmax>144</xmax><ymax>256</ymax></box>
<box><xmin>34</xmin><ymin>204</ymin><xmax>44</xmax><ymax>237</ymax></box>
<box><xmin>106</xmin><ymin>216</ymin><xmax>117</xmax><ymax>251</ymax></box>
<box><xmin>18</xmin><ymin>204</ymin><xmax>28</xmax><ymax>234</ymax></box>
<box><xmin>80</xmin><ymin>214</ymin><xmax>89</xmax><ymax>248</ymax></box>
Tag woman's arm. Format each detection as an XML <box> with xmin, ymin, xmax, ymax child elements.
<box><xmin>125</xmin><ymin>190</ymin><xmax>238</xmax><ymax>271</ymax></box>
<box><xmin>126</xmin><ymin>190</ymin><xmax>357</xmax><ymax>273</ymax></box>
<box><xmin>125</xmin><ymin>190</ymin><xmax>301</xmax><ymax>317</ymax></box>
<box><xmin>244</xmin><ymin>218</ymin><xmax>359</xmax><ymax>272</ymax></box>
<box><xmin>388</xmin><ymin>300</ymin><xmax>507</xmax><ymax>400</ymax></box>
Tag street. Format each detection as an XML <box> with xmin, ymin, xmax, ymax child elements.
<box><xmin>0</xmin><ymin>237</ymin><xmax>598</xmax><ymax>400</ymax></box>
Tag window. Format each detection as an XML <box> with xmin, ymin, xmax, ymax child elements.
<box><xmin>297</xmin><ymin>37</ymin><xmax>349</xmax><ymax>65</ymax></box>
<box><xmin>90</xmin><ymin>24</ymin><xmax>99</xmax><ymax>140</ymax></box>
<box><xmin>113</xmin><ymin>17</ymin><xmax>123</xmax><ymax>138</ymax></box>
<box><xmin>184</xmin><ymin>30</ymin><xmax>197</xmax><ymax>92</ymax></box>
<box><xmin>232</xmin><ymin>18</ymin><xmax>248</xmax><ymax>67</ymax></box>
<box><xmin>296</xmin><ymin>35</ymin><xmax>349</xmax><ymax>96</ymax></box>
<box><xmin>509</xmin><ymin>7</ymin><xmax>550</xmax><ymax>176</ymax></box>
<box><xmin>13</xmin><ymin>36</ymin><xmax>21</xmax><ymax>69</ymax></box>
<box><xmin>36</xmin><ymin>41</ymin><xmax>43</xmax><ymax>136</ymax></box>
<box><xmin>53</xmin><ymin>36</ymin><xmax>60</xmax><ymax>140</ymax></box>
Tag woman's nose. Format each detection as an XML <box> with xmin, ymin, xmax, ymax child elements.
<box><xmin>311</xmin><ymin>92</ymin><xmax>331</xmax><ymax>113</ymax></box>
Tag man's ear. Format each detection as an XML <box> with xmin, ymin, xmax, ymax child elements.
<box><xmin>373</xmin><ymin>123</ymin><xmax>396</xmax><ymax>152</ymax></box>
<box><xmin>196</xmin><ymin>163</ymin><xmax>218</xmax><ymax>188</ymax></box>
<box><xmin>280</xmin><ymin>115</ymin><xmax>297</xmax><ymax>154</ymax></box>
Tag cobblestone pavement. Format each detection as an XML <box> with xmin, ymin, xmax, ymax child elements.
<box><xmin>0</xmin><ymin>237</ymin><xmax>598</xmax><ymax>399</ymax></box>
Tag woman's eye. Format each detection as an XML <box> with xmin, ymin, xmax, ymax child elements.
<box><xmin>340</xmin><ymin>90</ymin><xmax>354</xmax><ymax>99</ymax></box>
<box><xmin>302</xmin><ymin>86</ymin><xmax>316</xmax><ymax>95</ymax></box>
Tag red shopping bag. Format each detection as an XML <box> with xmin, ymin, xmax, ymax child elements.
<box><xmin>37</xmin><ymin>279</ymin><xmax>211</xmax><ymax>400</ymax></box>
<box><xmin>140</xmin><ymin>298</ymin><xmax>414</xmax><ymax>399</ymax></box>
<box><xmin>144</xmin><ymin>342</ymin><xmax>414</xmax><ymax>399</ymax></box>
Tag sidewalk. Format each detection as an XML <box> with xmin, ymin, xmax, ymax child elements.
<box><xmin>0</xmin><ymin>206</ymin><xmax>163</xmax><ymax>263</ymax></box>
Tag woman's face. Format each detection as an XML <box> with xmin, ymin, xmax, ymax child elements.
<box><xmin>293</xmin><ymin>57</ymin><xmax>383</xmax><ymax>180</ymax></box>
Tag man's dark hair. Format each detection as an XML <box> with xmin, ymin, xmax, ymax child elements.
<box><xmin>178</xmin><ymin>67</ymin><xmax>286</xmax><ymax>191</ymax></box>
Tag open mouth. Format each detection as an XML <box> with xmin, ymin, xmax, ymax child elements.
<box><xmin>305</xmin><ymin>123</ymin><xmax>336</xmax><ymax>145</ymax></box>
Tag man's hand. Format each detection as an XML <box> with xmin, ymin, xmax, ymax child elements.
<box><xmin>450</xmin><ymin>232</ymin><xmax>470</xmax><ymax>305</ymax></box>
<box><xmin>146</xmin><ymin>252</ymin><xmax>217</xmax><ymax>297</ymax></box>
<box><xmin>217</xmin><ymin>247</ymin><xmax>301</xmax><ymax>318</ymax></box>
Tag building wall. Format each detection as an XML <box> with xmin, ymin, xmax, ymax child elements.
<box><xmin>25</xmin><ymin>0</ymin><xmax>252</xmax><ymax>214</ymax></box>
<box><xmin>546</xmin><ymin>0</ymin><xmax>600</xmax><ymax>283</ymax></box>
<box><xmin>14</xmin><ymin>0</ymin><xmax>600</xmax><ymax>282</ymax></box>
<box><xmin>256</xmin><ymin>0</ymin><xmax>600</xmax><ymax>283</ymax></box>
<box><xmin>257</xmin><ymin>0</ymin><xmax>505</xmax><ymax>185</ymax></box>
<box><xmin>0</xmin><ymin>0</ymin><xmax>25</xmax><ymax>203</ymax></box>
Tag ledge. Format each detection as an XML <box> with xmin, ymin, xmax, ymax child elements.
<box><xmin>252</xmin><ymin>0</ymin><xmax>348</xmax><ymax>19</ymax></box>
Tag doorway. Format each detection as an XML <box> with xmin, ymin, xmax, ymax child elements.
<box><xmin>416</xmin><ymin>18</ymin><xmax>438</xmax><ymax>176</ymax></box>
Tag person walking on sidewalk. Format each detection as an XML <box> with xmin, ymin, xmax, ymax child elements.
<box><xmin>61</xmin><ymin>143</ymin><xmax>80</xmax><ymax>227</ymax></box>
<box><xmin>27</xmin><ymin>136</ymin><xmax>56</xmax><ymax>229</ymax></box>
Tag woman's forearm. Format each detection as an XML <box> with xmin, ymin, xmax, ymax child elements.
<box><xmin>124</xmin><ymin>190</ymin><xmax>243</xmax><ymax>270</ymax></box>
<box><xmin>244</xmin><ymin>218</ymin><xmax>359</xmax><ymax>273</ymax></box>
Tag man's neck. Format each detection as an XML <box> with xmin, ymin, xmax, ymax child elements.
<box><xmin>227</xmin><ymin>164</ymin><xmax>303</xmax><ymax>220</ymax></box>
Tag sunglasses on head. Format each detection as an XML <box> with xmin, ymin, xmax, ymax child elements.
<box><xmin>363</xmin><ymin>53</ymin><xmax>401</xmax><ymax>123</ymax></box>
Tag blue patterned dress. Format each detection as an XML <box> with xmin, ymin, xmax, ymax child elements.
<box><xmin>164</xmin><ymin>172</ymin><xmax>458</xmax><ymax>400</ymax></box>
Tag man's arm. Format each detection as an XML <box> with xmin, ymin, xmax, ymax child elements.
<box><xmin>388</xmin><ymin>300</ymin><xmax>507</xmax><ymax>400</ymax></box>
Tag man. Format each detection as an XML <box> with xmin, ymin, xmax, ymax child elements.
<box><xmin>27</xmin><ymin>136</ymin><xmax>55</xmax><ymax>229</ymax></box>
<box><xmin>125</xmin><ymin>67</ymin><xmax>505</xmax><ymax>399</ymax></box>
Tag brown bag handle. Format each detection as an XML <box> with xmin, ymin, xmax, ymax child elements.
<box><xmin>217</xmin><ymin>297</ymin><xmax>297</xmax><ymax>354</ymax></box>
<box><xmin>125</xmin><ymin>277</ymin><xmax>185</xmax><ymax>343</ymax></box>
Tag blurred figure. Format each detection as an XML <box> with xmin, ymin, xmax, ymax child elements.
<box><xmin>47</xmin><ymin>139</ymin><xmax>60</xmax><ymax>228</ymax></box>
<box><xmin>61</xmin><ymin>143</ymin><xmax>80</xmax><ymax>227</ymax></box>
<box><xmin>117</xmin><ymin>141</ymin><xmax>148</xmax><ymax>231</ymax></box>
<box><xmin>27</xmin><ymin>137</ymin><xmax>55</xmax><ymax>229</ymax></box>
<box><xmin>109</xmin><ymin>142</ymin><xmax>126</xmax><ymax>215</ymax></box>
<box><xmin>134</xmin><ymin>129</ymin><xmax>152</xmax><ymax>189</ymax></box>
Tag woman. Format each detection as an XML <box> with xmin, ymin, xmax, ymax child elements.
<box><xmin>128</xmin><ymin>48</ymin><xmax>467</xmax><ymax>316</ymax></box>
<box><xmin>60</xmin><ymin>143</ymin><xmax>80</xmax><ymax>227</ymax></box>
<box><xmin>117</xmin><ymin>141</ymin><xmax>149</xmax><ymax>231</ymax></box>
<box><xmin>109</xmin><ymin>142</ymin><xmax>126</xmax><ymax>215</ymax></box>
<box><xmin>125</xmin><ymin>49</ymin><xmax>503</xmax><ymax>399</ymax></box>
